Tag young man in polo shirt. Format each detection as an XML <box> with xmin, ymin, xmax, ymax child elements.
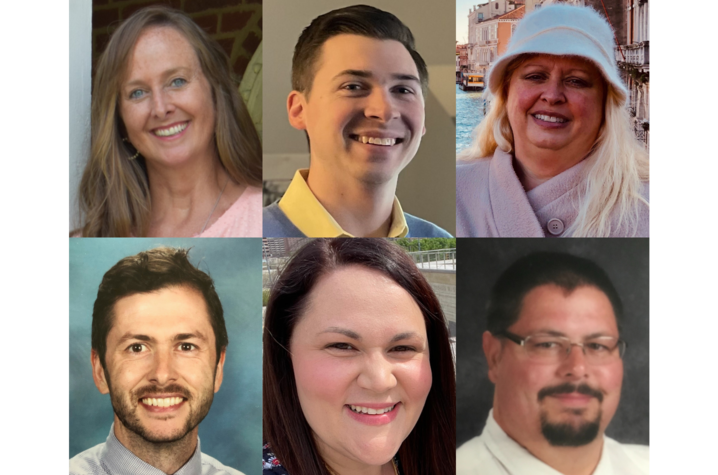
<box><xmin>263</xmin><ymin>5</ymin><xmax>452</xmax><ymax>238</ymax></box>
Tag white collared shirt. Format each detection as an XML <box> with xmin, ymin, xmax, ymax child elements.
<box><xmin>457</xmin><ymin>410</ymin><xmax>649</xmax><ymax>475</ymax></box>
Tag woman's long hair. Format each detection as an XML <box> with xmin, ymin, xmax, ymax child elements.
<box><xmin>458</xmin><ymin>54</ymin><xmax>649</xmax><ymax>237</ymax></box>
<box><xmin>263</xmin><ymin>239</ymin><xmax>456</xmax><ymax>475</ymax></box>
<box><xmin>76</xmin><ymin>6</ymin><xmax>261</xmax><ymax>237</ymax></box>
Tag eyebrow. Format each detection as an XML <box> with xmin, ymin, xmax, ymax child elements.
<box><xmin>116</xmin><ymin>331</ymin><xmax>208</xmax><ymax>345</ymax></box>
<box><xmin>532</xmin><ymin>329</ymin><xmax>616</xmax><ymax>339</ymax></box>
<box><xmin>123</xmin><ymin>66</ymin><xmax>193</xmax><ymax>89</ymax></box>
<box><xmin>332</xmin><ymin>69</ymin><xmax>420</xmax><ymax>83</ymax></box>
<box><xmin>521</xmin><ymin>63</ymin><xmax>591</xmax><ymax>74</ymax></box>
<box><xmin>319</xmin><ymin>328</ymin><xmax>422</xmax><ymax>342</ymax></box>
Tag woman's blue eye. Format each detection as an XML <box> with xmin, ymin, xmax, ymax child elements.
<box><xmin>171</xmin><ymin>78</ymin><xmax>187</xmax><ymax>87</ymax></box>
<box><xmin>129</xmin><ymin>89</ymin><xmax>144</xmax><ymax>99</ymax></box>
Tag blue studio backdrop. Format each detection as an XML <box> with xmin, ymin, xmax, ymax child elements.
<box><xmin>69</xmin><ymin>238</ymin><xmax>262</xmax><ymax>474</ymax></box>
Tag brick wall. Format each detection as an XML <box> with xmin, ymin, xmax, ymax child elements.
<box><xmin>92</xmin><ymin>0</ymin><xmax>262</xmax><ymax>80</ymax></box>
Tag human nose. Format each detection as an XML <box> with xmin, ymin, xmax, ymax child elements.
<box><xmin>148</xmin><ymin>349</ymin><xmax>177</xmax><ymax>386</ymax></box>
<box><xmin>151</xmin><ymin>89</ymin><xmax>175</xmax><ymax>118</ymax></box>
<box><xmin>540</xmin><ymin>77</ymin><xmax>566</xmax><ymax>105</ymax></box>
<box><xmin>558</xmin><ymin>344</ymin><xmax>588</xmax><ymax>379</ymax></box>
<box><xmin>356</xmin><ymin>353</ymin><xmax>398</xmax><ymax>393</ymax></box>
<box><xmin>364</xmin><ymin>89</ymin><xmax>399</xmax><ymax>122</ymax></box>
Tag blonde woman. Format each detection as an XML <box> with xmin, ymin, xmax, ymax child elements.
<box><xmin>75</xmin><ymin>6</ymin><xmax>262</xmax><ymax>237</ymax></box>
<box><xmin>456</xmin><ymin>4</ymin><xmax>648</xmax><ymax>237</ymax></box>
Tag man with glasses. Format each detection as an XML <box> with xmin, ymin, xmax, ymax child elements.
<box><xmin>457</xmin><ymin>252</ymin><xmax>648</xmax><ymax>475</ymax></box>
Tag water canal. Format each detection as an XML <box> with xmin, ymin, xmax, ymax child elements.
<box><xmin>455</xmin><ymin>84</ymin><xmax>485</xmax><ymax>155</ymax></box>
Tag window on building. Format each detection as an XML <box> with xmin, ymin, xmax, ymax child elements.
<box><xmin>495</xmin><ymin>2</ymin><xmax>499</xmax><ymax>9</ymax></box>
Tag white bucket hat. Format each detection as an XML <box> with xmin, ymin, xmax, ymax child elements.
<box><xmin>487</xmin><ymin>4</ymin><xmax>627</xmax><ymax>104</ymax></box>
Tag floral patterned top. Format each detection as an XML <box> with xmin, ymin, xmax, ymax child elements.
<box><xmin>262</xmin><ymin>443</ymin><xmax>403</xmax><ymax>474</ymax></box>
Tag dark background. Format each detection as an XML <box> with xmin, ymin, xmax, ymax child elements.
<box><xmin>456</xmin><ymin>238</ymin><xmax>649</xmax><ymax>447</ymax></box>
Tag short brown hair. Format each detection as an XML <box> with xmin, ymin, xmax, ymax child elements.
<box><xmin>291</xmin><ymin>5</ymin><xmax>428</xmax><ymax>95</ymax></box>
<box><xmin>263</xmin><ymin>239</ymin><xmax>455</xmax><ymax>475</ymax></box>
<box><xmin>91</xmin><ymin>247</ymin><xmax>228</xmax><ymax>369</ymax></box>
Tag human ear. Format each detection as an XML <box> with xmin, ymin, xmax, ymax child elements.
<box><xmin>287</xmin><ymin>90</ymin><xmax>308</xmax><ymax>131</ymax></box>
<box><xmin>482</xmin><ymin>331</ymin><xmax>503</xmax><ymax>384</ymax></box>
<box><xmin>91</xmin><ymin>349</ymin><xmax>110</xmax><ymax>395</ymax></box>
<box><xmin>213</xmin><ymin>349</ymin><xmax>226</xmax><ymax>393</ymax></box>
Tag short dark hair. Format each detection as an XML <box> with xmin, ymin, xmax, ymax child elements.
<box><xmin>263</xmin><ymin>239</ymin><xmax>455</xmax><ymax>475</ymax></box>
<box><xmin>486</xmin><ymin>252</ymin><xmax>623</xmax><ymax>335</ymax></box>
<box><xmin>91</xmin><ymin>247</ymin><xmax>228</xmax><ymax>369</ymax></box>
<box><xmin>291</xmin><ymin>5</ymin><xmax>429</xmax><ymax>95</ymax></box>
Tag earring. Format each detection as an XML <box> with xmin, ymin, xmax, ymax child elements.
<box><xmin>122</xmin><ymin>137</ymin><xmax>140</xmax><ymax>160</ymax></box>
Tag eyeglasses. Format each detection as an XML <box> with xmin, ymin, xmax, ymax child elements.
<box><xmin>497</xmin><ymin>330</ymin><xmax>626</xmax><ymax>365</ymax></box>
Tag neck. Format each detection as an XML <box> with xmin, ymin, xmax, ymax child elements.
<box><xmin>493</xmin><ymin>406</ymin><xmax>604</xmax><ymax>475</ymax></box>
<box><xmin>145</xmin><ymin>153</ymin><xmax>236</xmax><ymax>236</ymax></box>
<box><xmin>512</xmin><ymin>146</ymin><xmax>588</xmax><ymax>191</ymax></box>
<box><xmin>113</xmin><ymin>418</ymin><xmax>198</xmax><ymax>475</ymax></box>
<box><xmin>306</xmin><ymin>163</ymin><xmax>396</xmax><ymax>237</ymax></box>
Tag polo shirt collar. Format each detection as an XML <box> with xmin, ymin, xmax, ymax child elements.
<box><xmin>277</xmin><ymin>169</ymin><xmax>408</xmax><ymax>237</ymax></box>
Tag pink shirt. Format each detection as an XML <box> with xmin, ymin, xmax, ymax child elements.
<box><xmin>196</xmin><ymin>185</ymin><xmax>263</xmax><ymax>237</ymax></box>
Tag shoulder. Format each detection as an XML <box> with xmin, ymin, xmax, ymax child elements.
<box><xmin>200</xmin><ymin>186</ymin><xmax>262</xmax><ymax>237</ymax></box>
<box><xmin>456</xmin><ymin>158</ymin><xmax>491</xmax><ymax>206</ymax></box>
<box><xmin>262</xmin><ymin>203</ymin><xmax>305</xmax><ymax>237</ymax></box>
<box><xmin>605</xmin><ymin>437</ymin><xmax>649</xmax><ymax>469</ymax></box>
<box><xmin>404</xmin><ymin>213</ymin><xmax>453</xmax><ymax>237</ymax></box>
<box><xmin>69</xmin><ymin>443</ymin><xmax>105</xmax><ymax>475</ymax></box>
<box><xmin>263</xmin><ymin>443</ymin><xmax>291</xmax><ymax>475</ymax></box>
<box><xmin>456</xmin><ymin>158</ymin><xmax>491</xmax><ymax>186</ymax></box>
<box><xmin>200</xmin><ymin>452</ymin><xmax>246</xmax><ymax>475</ymax></box>
<box><xmin>457</xmin><ymin>436</ymin><xmax>498</xmax><ymax>475</ymax></box>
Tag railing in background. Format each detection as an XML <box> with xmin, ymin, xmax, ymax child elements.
<box><xmin>408</xmin><ymin>248</ymin><xmax>456</xmax><ymax>271</ymax></box>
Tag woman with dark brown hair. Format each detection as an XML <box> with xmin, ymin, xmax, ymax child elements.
<box><xmin>263</xmin><ymin>239</ymin><xmax>456</xmax><ymax>475</ymax></box>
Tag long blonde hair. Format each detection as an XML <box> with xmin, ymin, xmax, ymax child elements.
<box><xmin>76</xmin><ymin>6</ymin><xmax>262</xmax><ymax>237</ymax></box>
<box><xmin>458</xmin><ymin>55</ymin><xmax>649</xmax><ymax>237</ymax></box>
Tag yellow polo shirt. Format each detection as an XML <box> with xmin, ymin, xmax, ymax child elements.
<box><xmin>277</xmin><ymin>169</ymin><xmax>409</xmax><ymax>238</ymax></box>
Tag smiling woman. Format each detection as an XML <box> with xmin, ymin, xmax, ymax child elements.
<box><xmin>456</xmin><ymin>5</ymin><xmax>649</xmax><ymax>238</ymax></box>
<box><xmin>74</xmin><ymin>6</ymin><xmax>262</xmax><ymax>237</ymax></box>
<box><xmin>263</xmin><ymin>239</ymin><xmax>456</xmax><ymax>475</ymax></box>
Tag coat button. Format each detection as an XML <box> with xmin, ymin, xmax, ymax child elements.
<box><xmin>547</xmin><ymin>218</ymin><xmax>564</xmax><ymax>235</ymax></box>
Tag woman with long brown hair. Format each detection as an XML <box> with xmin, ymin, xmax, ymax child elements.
<box><xmin>75</xmin><ymin>6</ymin><xmax>262</xmax><ymax>237</ymax></box>
<box><xmin>263</xmin><ymin>239</ymin><xmax>456</xmax><ymax>475</ymax></box>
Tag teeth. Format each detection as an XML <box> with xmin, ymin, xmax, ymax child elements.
<box><xmin>349</xmin><ymin>404</ymin><xmax>396</xmax><ymax>415</ymax></box>
<box><xmin>534</xmin><ymin>114</ymin><xmax>567</xmax><ymax>123</ymax></box>
<box><xmin>355</xmin><ymin>136</ymin><xmax>396</xmax><ymax>146</ymax></box>
<box><xmin>154</xmin><ymin>122</ymin><xmax>188</xmax><ymax>137</ymax></box>
<box><xmin>142</xmin><ymin>397</ymin><xmax>183</xmax><ymax>407</ymax></box>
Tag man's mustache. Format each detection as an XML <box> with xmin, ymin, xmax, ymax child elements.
<box><xmin>133</xmin><ymin>383</ymin><xmax>192</xmax><ymax>401</ymax></box>
<box><xmin>538</xmin><ymin>383</ymin><xmax>604</xmax><ymax>403</ymax></box>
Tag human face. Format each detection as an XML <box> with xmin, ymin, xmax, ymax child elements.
<box><xmin>506</xmin><ymin>55</ymin><xmax>606</xmax><ymax>168</ymax></box>
<box><xmin>119</xmin><ymin>27</ymin><xmax>217</xmax><ymax>169</ymax></box>
<box><xmin>486</xmin><ymin>284</ymin><xmax>622</xmax><ymax>447</ymax></box>
<box><xmin>288</xmin><ymin>34</ymin><xmax>425</xmax><ymax>186</ymax></box>
<box><xmin>91</xmin><ymin>286</ymin><xmax>224</xmax><ymax>445</ymax></box>
<box><xmin>290</xmin><ymin>266</ymin><xmax>432</xmax><ymax>470</ymax></box>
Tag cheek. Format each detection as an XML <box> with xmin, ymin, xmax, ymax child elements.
<box><xmin>396</xmin><ymin>357</ymin><xmax>432</xmax><ymax>404</ymax></box>
<box><xmin>292</xmin><ymin>353</ymin><xmax>353</xmax><ymax>411</ymax></box>
<box><xmin>570</xmin><ymin>92</ymin><xmax>605</xmax><ymax>128</ymax></box>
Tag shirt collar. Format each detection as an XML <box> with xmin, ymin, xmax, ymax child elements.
<box><xmin>278</xmin><ymin>169</ymin><xmax>408</xmax><ymax>237</ymax></box>
<box><xmin>101</xmin><ymin>423</ymin><xmax>203</xmax><ymax>475</ymax></box>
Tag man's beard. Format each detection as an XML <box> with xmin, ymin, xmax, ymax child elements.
<box><xmin>109</xmin><ymin>381</ymin><xmax>214</xmax><ymax>444</ymax></box>
<box><xmin>538</xmin><ymin>382</ymin><xmax>603</xmax><ymax>447</ymax></box>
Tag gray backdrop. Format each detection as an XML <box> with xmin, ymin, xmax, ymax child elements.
<box><xmin>69</xmin><ymin>238</ymin><xmax>262</xmax><ymax>474</ymax></box>
<box><xmin>456</xmin><ymin>238</ymin><xmax>649</xmax><ymax>447</ymax></box>
<box><xmin>263</xmin><ymin>0</ymin><xmax>456</xmax><ymax>234</ymax></box>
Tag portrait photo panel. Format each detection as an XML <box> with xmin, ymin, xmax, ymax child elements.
<box><xmin>262</xmin><ymin>0</ymin><xmax>456</xmax><ymax>234</ymax></box>
<box><xmin>69</xmin><ymin>238</ymin><xmax>262</xmax><ymax>474</ymax></box>
<box><xmin>456</xmin><ymin>238</ymin><xmax>649</xmax><ymax>447</ymax></box>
